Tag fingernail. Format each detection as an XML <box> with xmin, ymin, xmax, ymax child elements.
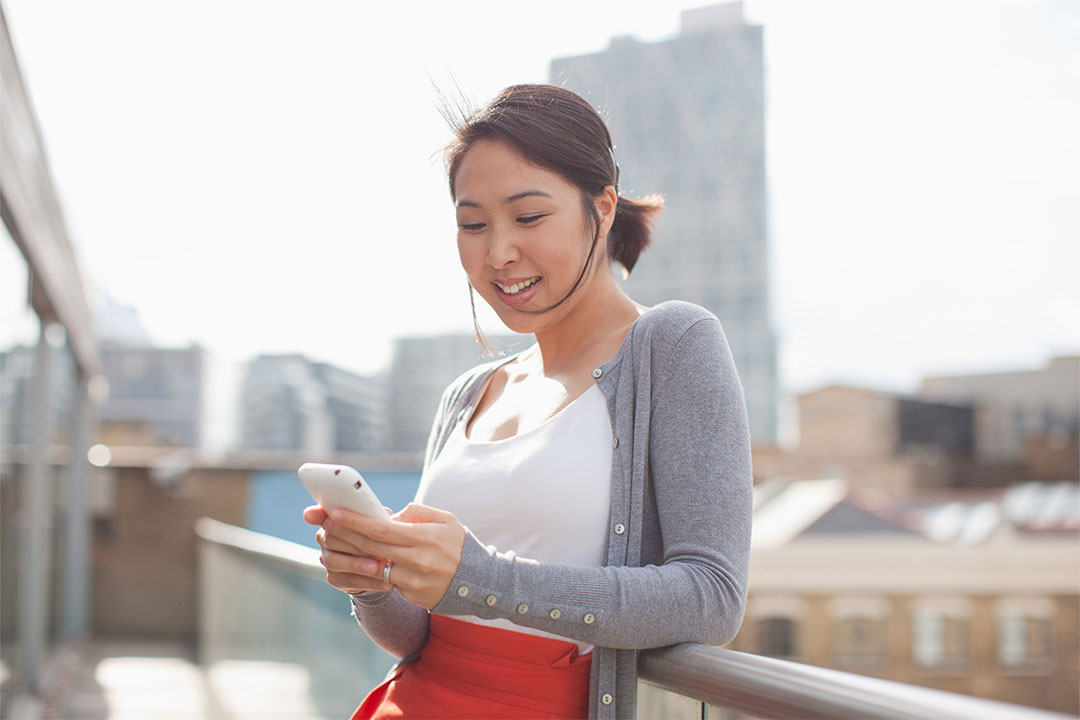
<box><xmin>322</xmin><ymin>517</ymin><xmax>334</xmax><ymax>531</ymax></box>
<box><xmin>328</xmin><ymin>508</ymin><xmax>343</xmax><ymax>521</ymax></box>
<box><xmin>359</xmin><ymin>560</ymin><xmax>376</xmax><ymax>574</ymax></box>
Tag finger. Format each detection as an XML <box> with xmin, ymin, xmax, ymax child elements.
<box><xmin>324</xmin><ymin>525</ymin><xmax>407</xmax><ymax>564</ymax></box>
<box><xmin>316</xmin><ymin>526</ymin><xmax>379</xmax><ymax>558</ymax></box>
<box><xmin>324</xmin><ymin>508</ymin><xmax>423</xmax><ymax>550</ymax></box>
<box><xmin>317</xmin><ymin>520</ymin><xmax>399</xmax><ymax>565</ymax></box>
<box><xmin>316</xmin><ymin>524</ymin><xmax>347</xmax><ymax>550</ymax></box>
<box><xmin>303</xmin><ymin>505</ymin><xmax>327</xmax><ymax>526</ymax></box>
<box><xmin>393</xmin><ymin>502</ymin><xmax>456</xmax><ymax>524</ymax></box>
<box><xmin>320</xmin><ymin>547</ymin><xmax>383</xmax><ymax>578</ymax></box>
<box><xmin>324</xmin><ymin>569</ymin><xmax>393</xmax><ymax>594</ymax></box>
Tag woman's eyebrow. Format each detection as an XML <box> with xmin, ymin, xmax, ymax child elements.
<box><xmin>456</xmin><ymin>189</ymin><xmax>553</xmax><ymax>209</ymax></box>
<box><xmin>505</xmin><ymin>189</ymin><xmax>552</xmax><ymax>204</ymax></box>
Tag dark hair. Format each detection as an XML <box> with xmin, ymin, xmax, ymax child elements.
<box><xmin>441</xmin><ymin>84</ymin><xmax>663</xmax><ymax>348</ymax></box>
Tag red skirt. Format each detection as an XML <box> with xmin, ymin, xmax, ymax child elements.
<box><xmin>352</xmin><ymin>614</ymin><xmax>592</xmax><ymax>719</ymax></box>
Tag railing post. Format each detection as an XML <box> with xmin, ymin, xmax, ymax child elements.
<box><xmin>17</xmin><ymin>319</ymin><xmax>54</xmax><ymax>691</ymax></box>
<box><xmin>62</xmin><ymin>373</ymin><xmax>91</xmax><ymax>639</ymax></box>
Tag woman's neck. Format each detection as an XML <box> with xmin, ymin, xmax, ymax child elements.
<box><xmin>528</xmin><ymin>272</ymin><xmax>642</xmax><ymax>378</ymax></box>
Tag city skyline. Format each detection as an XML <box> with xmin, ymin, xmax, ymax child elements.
<box><xmin>1</xmin><ymin>0</ymin><xmax>1076</xmax><ymax>410</ymax></box>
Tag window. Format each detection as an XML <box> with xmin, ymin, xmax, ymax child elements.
<box><xmin>828</xmin><ymin>597</ymin><xmax>889</xmax><ymax>667</ymax></box>
<box><xmin>997</xmin><ymin>598</ymin><xmax>1054</xmax><ymax>670</ymax></box>
<box><xmin>748</xmin><ymin>596</ymin><xmax>804</xmax><ymax>660</ymax></box>
<box><xmin>834</xmin><ymin>617</ymin><xmax>887</xmax><ymax>665</ymax></box>
<box><xmin>912</xmin><ymin>598</ymin><xmax>971</xmax><ymax>669</ymax></box>
<box><xmin>758</xmin><ymin>616</ymin><xmax>797</xmax><ymax>659</ymax></box>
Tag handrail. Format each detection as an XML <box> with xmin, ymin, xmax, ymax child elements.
<box><xmin>638</xmin><ymin>643</ymin><xmax>1072</xmax><ymax>720</ymax></box>
<box><xmin>194</xmin><ymin>516</ymin><xmax>323</xmax><ymax>578</ymax></box>
<box><xmin>196</xmin><ymin>520</ymin><xmax>1071</xmax><ymax>720</ymax></box>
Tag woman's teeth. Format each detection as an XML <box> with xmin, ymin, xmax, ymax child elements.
<box><xmin>497</xmin><ymin>277</ymin><xmax>540</xmax><ymax>295</ymax></box>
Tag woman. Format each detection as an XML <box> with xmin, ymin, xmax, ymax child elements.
<box><xmin>303</xmin><ymin>83</ymin><xmax>753</xmax><ymax>719</ymax></box>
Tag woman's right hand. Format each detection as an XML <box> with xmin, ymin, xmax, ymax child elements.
<box><xmin>302</xmin><ymin>505</ymin><xmax>394</xmax><ymax>594</ymax></box>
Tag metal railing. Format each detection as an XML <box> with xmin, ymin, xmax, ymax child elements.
<box><xmin>195</xmin><ymin>517</ymin><xmax>396</xmax><ymax>718</ymax></box>
<box><xmin>196</xmin><ymin>519</ymin><xmax>1072</xmax><ymax>720</ymax></box>
<box><xmin>637</xmin><ymin>643</ymin><xmax>1072</xmax><ymax>719</ymax></box>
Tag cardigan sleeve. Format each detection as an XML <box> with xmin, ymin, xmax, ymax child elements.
<box><xmin>430</xmin><ymin>317</ymin><xmax>753</xmax><ymax>649</ymax></box>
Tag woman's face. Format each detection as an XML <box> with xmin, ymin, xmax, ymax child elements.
<box><xmin>454</xmin><ymin>139</ymin><xmax>606</xmax><ymax>335</ymax></box>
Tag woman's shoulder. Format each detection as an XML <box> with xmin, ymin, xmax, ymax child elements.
<box><xmin>438</xmin><ymin>351</ymin><xmax>523</xmax><ymax>416</ymax></box>
<box><xmin>627</xmin><ymin>301</ymin><xmax>741</xmax><ymax>405</ymax></box>
<box><xmin>638</xmin><ymin>300</ymin><xmax>719</xmax><ymax>330</ymax></box>
<box><xmin>630</xmin><ymin>300</ymin><xmax>726</xmax><ymax>356</ymax></box>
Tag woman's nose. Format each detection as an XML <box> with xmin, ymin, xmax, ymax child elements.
<box><xmin>486</xmin><ymin>228</ymin><xmax>519</xmax><ymax>267</ymax></box>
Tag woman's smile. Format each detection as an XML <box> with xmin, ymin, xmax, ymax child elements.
<box><xmin>492</xmin><ymin>276</ymin><xmax>543</xmax><ymax>306</ymax></box>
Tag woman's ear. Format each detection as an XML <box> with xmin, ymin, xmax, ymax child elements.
<box><xmin>595</xmin><ymin>186</ymin><xmax>618</xmax><ymax>239</ymax></box>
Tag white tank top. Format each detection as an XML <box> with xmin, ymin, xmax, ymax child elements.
<box><xmin>415</xmin><ymin>382</ymin><xmax>613</xmax><ymax>655</ymax></box>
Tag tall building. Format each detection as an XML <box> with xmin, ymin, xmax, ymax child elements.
<box><xmin>550</xmin><ymin>2</ymin><xmax>779</xmax><ymax>444</ymax></box>
<box><xmin>239</xmin><ymin>354</ymin><xmax>387</xmax><ymax>454</ymax></box>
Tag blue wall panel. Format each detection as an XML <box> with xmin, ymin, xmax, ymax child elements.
<box><xmin>247</xmin><ymin>469</ymin><xmax>422</xmax><ymax>548</ymax></box>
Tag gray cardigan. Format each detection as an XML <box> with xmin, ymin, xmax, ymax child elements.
<box><xmin>349</xmin><ymin>300</ymin><xmax>753</xmax><ymax>719</ymax></box>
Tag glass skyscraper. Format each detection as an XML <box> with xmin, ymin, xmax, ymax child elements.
<box><xmin>550</xmin><ymin>2</ymin><xmax>779</xmax><ymax>443</ymax></box>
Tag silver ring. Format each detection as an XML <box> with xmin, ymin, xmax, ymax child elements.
<box><xmin>381</xmin><ymin>560</ymin><xmax>393</xmax><ymax>585</ymax></box>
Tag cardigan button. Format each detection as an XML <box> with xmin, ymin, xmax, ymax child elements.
<box><xmin>591</xmin><ymin>368</ymin><xmax>603</xmax><ymax>378</ymax></box>
<box><xmin>613</xmin><ymin>436</ymin><xmax>619</xmax><ymax>449</ymax></box>
<box><xmin>614</xmin><ymin>523</ymin><xmax>626</xmax><ymax>535</ymax></box>
<box><xmin>456</xmin><ymin>585</ymin><xmax>469</xmax><ymax>597</ymax></box>
<box><xmin>549</xmin><ymin>608</ymin><xmax>562</xmax><ymax>620</ymax></box>
<box><xmin>517</xmin><ymin>603</ymin><xmax>529</xmax><ymax>614</ymax></box>
<box><xmin>601</xmin><ymin>692</ymin><xmax>614</xmax><ymax>705</ymax></box>
<box><xmin>485</xmin><ymin>594</ymin><xmax>497</xmax><ymax>606</ymax></box>
<box><xmin>584</xmin><ymin>612</ymin><xmax>596</xmax><ymax>624</ymax></box>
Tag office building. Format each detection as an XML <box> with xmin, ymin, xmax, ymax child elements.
<box><xmin>239</xmin><ymin>354</ymin><xmax>386</xmax><ymax>454</ymax></box>
<box><xmin>550</xmin><ymin>2</ymin><xmax>779</xmax><ymax>444</ymax></box>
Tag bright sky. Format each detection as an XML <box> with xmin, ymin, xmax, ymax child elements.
<box><xmin>2</xmin><ymin>0</ymin><xmax>1078</xmax><ymax>402</ymax></box>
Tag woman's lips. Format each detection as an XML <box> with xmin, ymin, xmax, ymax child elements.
<box><xmin>493</xmin><ymin>277</ymin><xmax>542</xmax><ymax>307</ymax></box>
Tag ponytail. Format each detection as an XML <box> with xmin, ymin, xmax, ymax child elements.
<box><xmin>608</xmin><ymin>193</ymin><xmax>664</xmax><ymax>274</ymax></box>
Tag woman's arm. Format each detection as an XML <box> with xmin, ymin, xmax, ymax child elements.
<box><xmin>347</xmin><ymin>588</ymin><xmax>430</xmax><ymax>659</ymax></box>
<box><xmin>324</xmin><ymin>317</ymin><xmax>751</xmax><ymax>650</ymax></box>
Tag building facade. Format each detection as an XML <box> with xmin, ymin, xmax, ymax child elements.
<box><xmin>736</xmin><ymin>478</ymin><xmax>1079</xmax><ymax>715</ymax></box>
<box><xmin>919</xmin><ymin>355</ymin><xmax>1080</xmax><ymax>472</ymax></box>
<box><xmin>549</xmin><ymin>2</ymin><xmax>779</xmax><ymax>444</ymax></box>
<box><xmin>239</xmin><ymin>354</ymin><xmax>386</xmax><ymax>454</ymax></box>
<box><xmin>98</xmin><ymin>344</ymin><xmax>206</xmax><ymax>448</ymax></box>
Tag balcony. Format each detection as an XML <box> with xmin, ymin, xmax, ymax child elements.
<box><xmin>58</xmin><ymin>517</ymin><xmax>1061</xmax><ymax>720</ymax></box>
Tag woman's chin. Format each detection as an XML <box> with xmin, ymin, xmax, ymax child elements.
<box><xmin>493</xmin><ymin>312</ymin><xmax>540</xmax><ymax>336</ymax></box>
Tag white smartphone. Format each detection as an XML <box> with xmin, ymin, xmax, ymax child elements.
<box><xmin>298</xmin><ymin>463</ymin><xmax>391</xmax><ymax>518</ymax></box>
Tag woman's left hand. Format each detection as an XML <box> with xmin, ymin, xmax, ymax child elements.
<box><xmin>321</xmin><ymin>502</ymin><xmax>466</xmax><ymax>610</ymax></box>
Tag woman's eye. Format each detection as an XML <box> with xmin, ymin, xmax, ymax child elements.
<box><xmin>459</xmin><ymin>222</ymin><xmax>485</xmax><ymax>231</ymax></box>
<box><xmin>518</xmin><ymin>214</ymin><xmax>546</xmax><ymax>225</ymax></box>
